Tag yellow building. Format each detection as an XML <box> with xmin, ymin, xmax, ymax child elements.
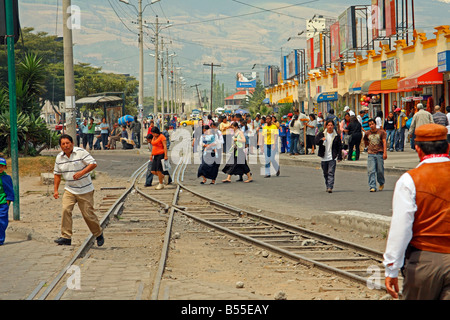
<box><xmin>306</xmin><ymin>25</ymin><xmax>450</xmax><ymax>118</ymax></box>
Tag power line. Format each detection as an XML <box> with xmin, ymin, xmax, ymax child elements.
<box><xmin>108</xmin><ymin>0</ymin><xmax>138</xmax><ymax>35</ymax></box>
<box><xmin>170</xmin><ymin>0</ymin><xmax>319</xmax><ymax>27</ymax></box>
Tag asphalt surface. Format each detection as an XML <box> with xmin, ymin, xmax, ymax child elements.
<box><xmin>92</xmin><ymin>150</ymin><xmax>400</xmax><ymax>220</ymax></box>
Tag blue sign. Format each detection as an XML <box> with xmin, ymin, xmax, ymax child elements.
<box><xmin>236</xmin><ymin>79</ymin><xmax>256</xmax><ymax>88</ymax></box>
<box><xmin>438</xmin><ymin>50</ymin><xmax>450</xmax><ymax>73</ymax></box>
<box><xmin>317</xmin><ymin>92</ymin><xmax>338</xmax><ymax>103</ymax></box>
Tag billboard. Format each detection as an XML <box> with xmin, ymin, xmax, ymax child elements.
<box><xmin>330</xmin><ymin>22</ymin><xmax>340</xmax><ymax>62</ymax></box>
<box><xmin>236</xmin><ymin>72</ymin><xmax>257</xmax><ymax>88</ymax></box>
<box><xmin>283</xmin><ymin>50</ymin><xmax>300</xmax><ymax>80</ymax></box>
<box><xmin>264</xmin><ymin>66</ymin><xmax>279</xmax><ymax>87</ymax></box>
<box><xmin>338</xmin><ymin>7</ymin><xmax>356</xmax><ymax>54</ymax></box>
<box><xmin>307</xmin><ymin>38</ymin><xmax>314</xmax><ymax>71</ymax></box>
<box><xmin>385</xmin><ymin>0</ymin><xmax>396</xmax><ymax>37</ymax></box>
<box><xmin>313</xmin><ymin>33</ymin><xmax>323</xmax><ymax>69</ymax></box>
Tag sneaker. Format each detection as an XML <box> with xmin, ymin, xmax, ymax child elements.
<box><xmin>326</xmin><ymin>188</ymin><xmax>332</xmax><ymax>193</ymax></box>
<box><xmin>54</xmin><ymin>237</ymin><xmax>71</xmax><ymax>246</ymax></box>
<box><xmin>370</xmin><ymin>188</ymin><xmax>376</xmax><ymax>192</ymax></box>
<box><xmin>96</xmin><ymin>233</ymin><xmax>104</xmax><ymax>247</ymax></box>
<box><xmin>264</xmin><ymin>175</ymin><xmax>271</xmax><ymax>178</ymax></box>
<box><xmin>379</xmin><ymin>185</ymin><xmax>384</xmax><ymax>191</ymax></box>
<box><xmin>156</xmin><ymin>183</ymin><xmax>164</xmax><ymax>190</ymax></box>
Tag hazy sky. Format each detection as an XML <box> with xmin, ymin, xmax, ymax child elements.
<box><xmin>19</xmin><ymin>0</ymin><xmax>450</xmax><ymax>98</ymax></box>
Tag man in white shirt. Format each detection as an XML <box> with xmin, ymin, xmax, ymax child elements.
<box><xmin>383</xmin><ymin>124</ymin><xmax>450</xmax><ymax>299</ymax></box>
<box><xmin>53</xmin><ymin>134</ymin><xmax>104</xmax><ymax>246</ymax></box>
<box><xmin>446</xmin><ymin>106</ymin><xmax>450</xmax><ymax>143</ymax></box>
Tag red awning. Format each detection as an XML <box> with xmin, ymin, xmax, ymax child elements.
<box><xmin>397</xmin><ymin>67</ymin><xmax>443</xmax><ymax>91</ymax></box>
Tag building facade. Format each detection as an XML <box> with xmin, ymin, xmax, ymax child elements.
<box><xmin>306</xmin><ymin>25</ymin><xmax>450</xmax><ymax>119</ymax></box>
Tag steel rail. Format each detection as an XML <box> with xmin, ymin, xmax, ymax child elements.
<box><xmin>172</xmin><ymin>159</ymin><xmax>387</xmax><ymax>291</ymax></box>
<box><xmin>34</xmin><ymin>162</ymin><xmax>151</xmax><ymax>300</ymax></box>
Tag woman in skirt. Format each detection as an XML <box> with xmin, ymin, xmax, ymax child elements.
<box><xmin>150</xmin><ymin>126</ymin><xmax>168</xmax><ymax>190</ymax></box>
<box><xmin>221</xmin><ymin>122</ymin><xmax>253</xmax><ymax>183</ymax></box>
<box><xmin>197</xmin><ymin>125</ymin><xmax>219</xmax><ymax>184</ymax></box>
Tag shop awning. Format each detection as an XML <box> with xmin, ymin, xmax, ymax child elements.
<box><xmin>76</xmin><ymin>95</ymin><xmax>123</xmax><ymax>104</ymax></box>
<box><xmin>369</xmin><ymin>79</ymin><xmax>400</xmax><ymax>94</ymax></box>
<box><xmin>349</xmin><ymin>80</ymin><xmax>362</xmax><ymax>94</ymax></box>
<box><xmin>361</xmin><ymin>80</ymin><xmax>381</xmax><ymax>94</ymax></box>
<box><xmin>397</xmin><ymin>66</ymin><xmax>443</xmax><ymax>91</ymax></box>
<box><xmin>314</xmin><ymin>92</ymin><xmax>339</xmax><ymax>103</ymax></box>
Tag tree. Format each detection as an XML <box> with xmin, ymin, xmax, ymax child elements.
<box><xmin>242</xmin><ymin>80</ymin><xmax>268</xmax><ymax>117</ymax></box>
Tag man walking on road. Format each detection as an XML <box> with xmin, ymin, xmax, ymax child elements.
<box><xmin>364</xmin><ymin>118</ymin><xmax>387</xmax><ymax>192</ymax></box>
<box><xmin>384</xmin><ymin>123</ymin><xmax>450</xmax><ymax>300</ymax></box>
<box><xmin>409</xmin><ymin>103</ymin><xmax>434</xmax><ymax>149</ymax></box>
<box><xmin>394</xmin><ymin>108</ymin><xmax>408</xmax><ymax>152</ymax></box>
<box><xmin>262</xmin><ymin>116</ymin><xmax>280</xmax><ymax>178</ymax></box>
<box><xmin>315</xmin><ymin>120</ymin><xmax>342</xmax><ymax>193</ymax></box>
<box><xmin>53</xmin><ymin>134</ymin><xmax>104</xmax><ymax>246</ymax></box>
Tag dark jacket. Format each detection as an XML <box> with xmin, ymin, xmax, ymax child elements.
<box><xmin>315</xmin><ymin>131</ymin><xmax>343</xmax><ymax>161</ymax></box>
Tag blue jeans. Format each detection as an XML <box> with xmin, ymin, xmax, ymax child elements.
<box><xmin>264</xmin><ymin>144</ymin><xmax>279</xmax><ymax>176</ymax></box>
<box><xmin>386</xmin><ymin>130</ymin><xmax>395</xmax><ymax>150</ymax></box>
<box><xmin>367</xmin><ymin>153</ymin><xmax>385</xmax><ymax>189</ymax></box>
<box><xmin>394</xmin><ymin>128</ymin><xmax>405</xmax><ymax>151</ymax></box>
<box><xmin>280</xmin><ymin>136</ymin><xmax>288</xmax><ymax>153</ymax></box>
<box><xmin>290</xmin><ymin>133</ymin><xmax>299</xmax><ymax>154</ymax></box>
<box><xmin>321</xmin><ymin>160</ymin><xmax>336</xmax><ymax>190</ymax></box>
<box><xmin>0</xmin><ymin>203</ymin><xmax>10</xmax><ymax>245</ymax></box>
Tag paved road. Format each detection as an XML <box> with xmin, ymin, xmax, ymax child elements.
<box><xmin>92</xmin><ymin>150</ymin><xmax>400</xmax><ymax>221</ymax></box>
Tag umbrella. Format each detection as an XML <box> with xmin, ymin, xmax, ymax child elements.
<box><xmin>262</xmin><ymin>98</ymin><xmax>270</xmax><ymax>104</ymax></box>
<box><xmin>235</xmin><ymin>109</ymin><xmax>249</xmax><ymax>114</ymax></box>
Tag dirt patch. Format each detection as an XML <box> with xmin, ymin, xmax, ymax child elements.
<box><xmin>6</xmin><ymin>172</ymin><xmax>389</xmax><ymax>300</ymax></box>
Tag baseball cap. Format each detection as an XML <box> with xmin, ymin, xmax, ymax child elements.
<box><xmin>394</xmin><ymin>108</ymin><xmax>401</xmax><ymax>112</ymax></box>
<box><xmin>0</xmin><ymin>157</ymin><xmax>6</xmax><ymax>166</ymax></box>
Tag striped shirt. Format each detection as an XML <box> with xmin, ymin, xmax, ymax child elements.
<box><xmin>53</xmin><ymin>147</ymin><xmax>96</xmax><ymax>194</ymax></box>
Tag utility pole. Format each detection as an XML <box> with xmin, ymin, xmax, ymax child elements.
<box><xmin>203</xmin><ymin>62</ymin><xmax>221</xmax><ymax>115</ymax></box>
<box><xmin>160</xmin><ymin>37</ymin><xmax>165</xmax><ymax>125</ymax></box>
<box><xmin>166</xmin><ymin>47</ymin><xmax>169</xmax><ymax>119</ymax></box>
<box><xmin>63</xmin><ymin>0</ymin><xmax>76</xmax><ymax>142</ymax></box>
<box><xmin>138</xmin><ymin>0</ymin><xmax>144</xmax><ymax>111</ymax></box>
<box><xmin>153</xmin><ymin>15</ymin><xmax>159</xmax><ymax>115</ymax></box>
<box><xmin>5</xmin><ymin>0</ymin><xmax>20</xmax><ymax>220</ymax></box>
<box><xmin>191</xmin><ymin>84</ymin><xmax>202</xmax><ymax>116</ymax></box>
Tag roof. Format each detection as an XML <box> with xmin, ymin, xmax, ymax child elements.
<box><xmin>225</xmin><ymin>89</ymin><xmax>254</xmax><ymax>100</ymax></box>
<box><xmin>75</xmin><ymin>95</ymin><xmax>123</xmax><ymax>105</ymax></box>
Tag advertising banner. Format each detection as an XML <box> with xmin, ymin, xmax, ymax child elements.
<box><xmin>236</xmin><ymin>72</ymin><xmax>257</xmax><ymax>88</ymax></box>
<box><xmin>307</xmin><ymin>38</ymin><xmax>314</xmax><ymax>71</ymax></box>
<box><xmin>338</xmin><ymin>7</ymin><xmax>356</xmax><ymax>54</ymax></box>
<box><xmin>314</xmin><ymin>33</ymin><xmax>323</xmax><ymax>69</ymax></box>
<box><xmin>330</xmin><ymin>22</ymin><xmax>340</xmax><ymax>62</ymax></box>
<box><xmin>385</xmin><ymin>0</ymin><xmax>396</xmax><ymax>37</ymax></box>
<box><xmin>371</xmin><ymin>0</ymin><xmax>380</xmax><ymax>40</ymax></box>
<box><xmin>438</xmin><ymin>50</ymin><xmax>450</xmax><ymax>73</ymax></box>
<box><xmin>284</xmin><ymin>50</ymin><xmax>299</xmax><ymax>80</ymax></box>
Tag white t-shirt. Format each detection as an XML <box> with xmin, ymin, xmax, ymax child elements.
<box><xmin>322</xmin><ymin>131</ymin><xmax>335</xmax><ymax>162</ymax></box>
<box><xmin>375</xmin><ymin>117</ymin><xmax>382</xmax><ymax>129</ymax></box>
<box><xmin>446</xmin><ymin>113</ymin><xmax>450</xmax><ymax>134</ymax></box>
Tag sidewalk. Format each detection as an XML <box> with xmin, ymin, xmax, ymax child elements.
<box><xmin>278</xmin><ymin>147</ymin><xmax>420</xmax><ymax>175</ymax></box>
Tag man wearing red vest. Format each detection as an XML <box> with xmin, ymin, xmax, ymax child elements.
<box><xmin>384</xmin><ymin>123</ymin><xmax>450</xmax><ymax>299</ymax></box>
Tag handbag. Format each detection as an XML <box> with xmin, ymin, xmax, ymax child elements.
<box><xmin>161</xmin><ymin>159</ymin><xmax>171</xmax><ymax>171</ymax></box>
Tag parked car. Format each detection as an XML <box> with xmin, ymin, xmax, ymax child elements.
<box><xmin>179</xmin><ymin>117</ymin><xmax>201</xmax><ymax>127</ymax></box>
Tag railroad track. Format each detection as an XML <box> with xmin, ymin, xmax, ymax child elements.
<box><xmin>28</xmin><ymin>153</ymin><xmax>394</xmax><ymax>300</ymax></box>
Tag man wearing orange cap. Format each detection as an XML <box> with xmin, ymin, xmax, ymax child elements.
<box><xmin>384</xmin><ymin>123</ymin><xmax>450</xmax><ymax>300</ymax></box>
